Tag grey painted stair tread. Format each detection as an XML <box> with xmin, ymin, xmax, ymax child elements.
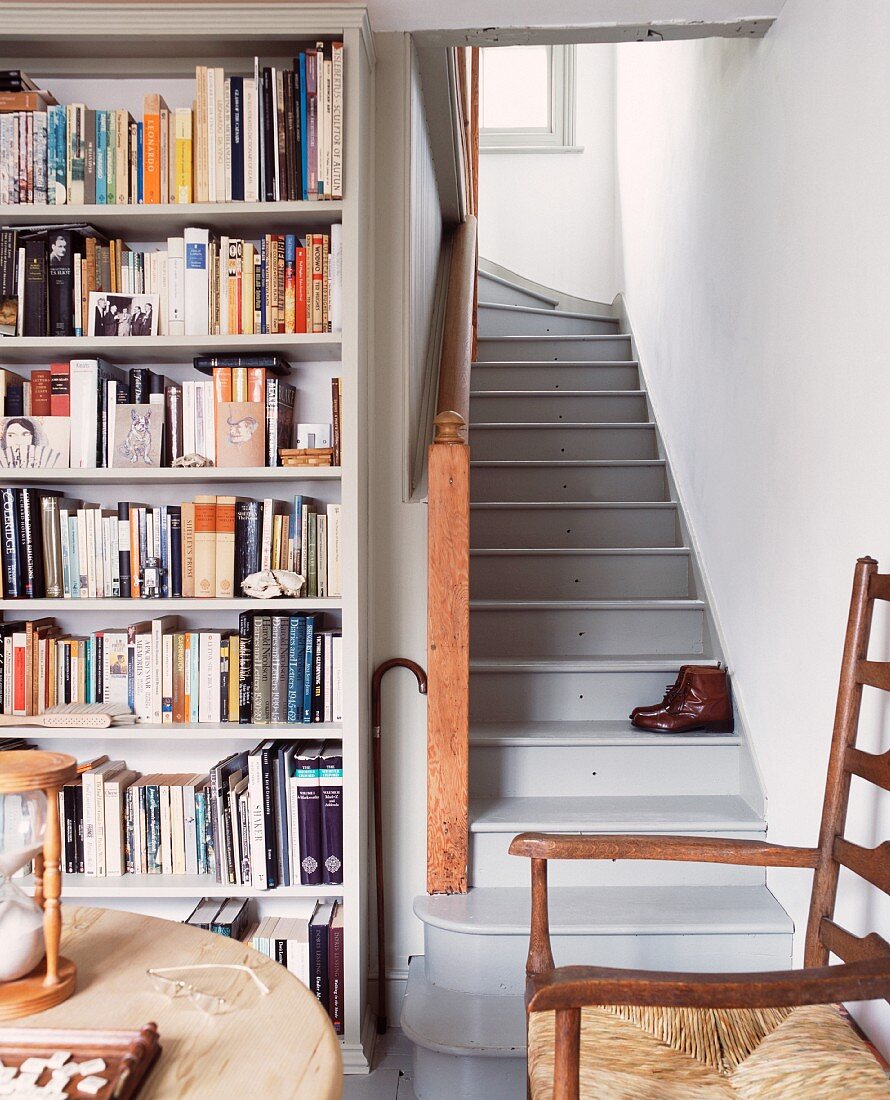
<box><xmin>401</xmin><ymin>957</ymin><xmax>526</xmax><ymax>1058</ymax></box>
<box><xmin>415</xmin><ymin>885</ymin><xmax>792</xmax><ymax>937</ymax></box>
<box><xmin>471</xmin><ymin>500</ymin><xmax>675</xmax><ymax>509</ymax></box>
<box><xmin>478</xmin><ymin>302</ymin><xmax>616</xmax><ymax>323</ymax></box>
<box><xmin>470</xmin><ymin>794</ymin><xmax>765</xmax><ymax>833</ymax></box>
<box><xmin>477</xmin><ymin>334</ymin><xmax>631</xmax><ymax>343</ymax></box>
<box><xmin>470</xmin><ymin>546</ymin><xmax>689</xmax><ymax>555</ymax></box>
<box><xmin>471</xmin><ymin>459</ymin><xmax>664</xmax><ymax>467</ymax></box>
<box><xmin>471</xmin><ymin>655</ymin><xmax>718</xmax><ymax>672</ymax></box>
<box><xmin>469</xmin><ymin>719</ymin><xmax>740</xmax><ymax>747</ymax></box>
<box><xmin>470</xmin><ymin>598</ymin><xmax>705</xmax><ymax>610</ymax></box>
<box><xmin>472</xmin><ymin>359</ymin><xmax>640</xmax><ymax>367</ymax></box>
<box><xmin>469</xmin><ymin>421</ymin><xmax>652</xmax><ymax>429</ymax></box>
<box><xmin>470</xmin><ymin>389</ymin><xmax>645</xmax><ymax>397</ymax></box>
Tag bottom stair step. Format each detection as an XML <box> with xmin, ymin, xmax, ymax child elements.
<box><xmin>416</xmin><ymin>885</ymin><xmax>793</xmax><ymax>995</ymax></box>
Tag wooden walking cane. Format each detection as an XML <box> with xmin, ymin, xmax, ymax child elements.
<box><xmin>371</xmin><ymin>658</ymin><xmax>428</xmax><ymax>1034</ymax></box>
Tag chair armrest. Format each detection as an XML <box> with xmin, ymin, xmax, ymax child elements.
<box><xmin>527</xmin><ymin>958</ymin><xmax>890</xmax><ymax>1013</ymax></box>
<box><xmin>509</xmin><ymin>832</ymin><xmax>819</xmax><ymax>868</ymax></box>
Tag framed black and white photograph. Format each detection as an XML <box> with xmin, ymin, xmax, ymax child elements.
<box><xmin>88</xmin><ymin>292</ymin><xmax>159</xmax><ymax>337</ymax></box>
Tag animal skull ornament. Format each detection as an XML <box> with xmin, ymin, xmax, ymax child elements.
<box><xmin>172</xmin><ymin>453</ymin><xmax>215</xmax><ymax>468</ymax></box>
<box><xmin>241</xmin><ymin>569</ymin><xmax>307</xmax><ymax>598</ymax></box>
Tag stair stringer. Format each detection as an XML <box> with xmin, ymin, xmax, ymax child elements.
<box><xmin>612</xmin><ymin>292</ymin><xmax>767</xmax><ymax>817</ymax></box>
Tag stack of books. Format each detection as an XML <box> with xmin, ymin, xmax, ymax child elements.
<box><xmin>0</xmin><ymin>357</ymin><xmax>341</xmax><ymax>470</ymax></box>
<box><xmin>0</xmin><ymin>490</ymin><xmax>342</xmax><ymax>600</ymax></box>
<box><xmin>0</xmin><ymin>224</ymin><xmax>342</xmax><ymax>338</ymax></box>
<box><xmin>0</xmin><ymin>47</ymin><xmax>343</xmax><ymax>206</ymax></box>
<box><xmin>59</xmin><ymin>740</ymin><xmax>344</xmax><ymax>887</ymax></box>
<box><xmin>1</xmin><ymin>614</ymin><xmax>343</xmax><ymax>725</ymax></box>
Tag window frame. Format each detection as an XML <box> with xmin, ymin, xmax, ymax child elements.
<box><xmin>479</xmin><ymin>44</ymin><xmax>580</xmax><ymax>154</ymax></box>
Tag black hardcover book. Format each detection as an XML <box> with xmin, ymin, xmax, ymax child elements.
<box><xmin>311</xmin><ymin>630</ymin><xmax>324</xmax><ymax>722</ymax></box>
<box><xmin>47</xmin><ymin>230</ymin><xmax>84</xmax><ymax>337</ymax></box>
<box><xmin>17</xmin><ymin>488</ymin><xmax>45</xmax><ymax>598</ymax></box>
<box><xmin>62</xmin><ymin>784</ymin><xmax>78</xmax><ymax>873</ymax></box>
<box><xmin>129</xmin><ymin>367</ymin><xmax>149</xmax><ymax>403</ymax></box>
<box><xmin>74</xmin><ymin>782</ymin><xmax>85</xmax><ymax>872</ymax></box>
<box><xmin>4</xmin><ymin>380</ymin><xmax>23</xmax><ymax>416</ymax></box>
<box><xmin>261</xmin><ymin>68</ymin><xmax>276</xmax><ymax>202</ymax></box>
<box><xmin>95</xmin><ymin>631</ymin><xmax>104</xmax><ymax>698</ymax></box>
<box><xmin>265</xmin><ymin>378</ymin><xmax>298</xmax><ymax>465</ymax></box>
<box><xmin>0</xmin><ymin>71</ymin><xmax>40</xmax><ymax>92</ymax></box>
<box><xmin>164</xmin><ymin>384</ymin><xmax>184</xmax><ymax>466</ymax></box>
<box><xmin>97</xmin><ymin>361</ymin><xmax>128</xmax><ymax>467</ymax></box>
<box><xmin>1</xmin><ymin>488</ymin><xmax>21</xmax><ymax>598</ymax></box>
<box><xmin>309</xmin><ymin>899</ymin><xmax>336</xmax><ymax>1010</ymax></box>
<box><xmin>234</xmin><ymin>498</ymin><xmax>260</xmax><ymax>596</ymax></box>
<box><xmin>290</xmin><ymin>65</ymin><xmax>304</xmax><ymax>204</ymax></box>
<box><xmin>260</xmin><ymin>740</ymin><xmax>278</xmax><ymax>889</ymax></box>
<box><xmin>238</xmin><ymin>611</ymin><xmax>254</xmax><ymax>723</ymax></box>
<box><xmin>0</xmin><ymin>228</ymin><xmax>17</xmax><ymax>336</ymax></box>
<box><xmin>252</xmin><ymin>615</ymin><xmax>272</xmax><ymax>724</ymax></box>
<box><xmin>168</xmin><ymin>505</ymin><xmax>182</xmax><ymax>598</ymax></box>
<box><xmin>220</xmin><ymin>633</ymin><xmax>230</xmax><ymax>721</ymax></box>
<box><xmin>319</xmin><ymin>742</ymin><xmax>343</xmax><ymax>886</ymax></box>
<box><xmin>295</xmin><ymin>740</ymin><xmax>323</xmax><ymax>886</ymax></box>
<box><xmin>117</xmin><ymin>501</ymin><xmax>131</xmax><ymax>599</ymax></box>
<box><xmin>192</xmin><ymin>353</ymin><xmax>291</xmax><ymax>375</ymax></box>
<box><xmin>22</xmin><ymin>236</ymin><xmax>47</xmax><ymax>337</ymax></box>
<box><xmin>269</xmin><ymin>614</ymin><xmax>289</xmax><ymax>723</ymax></box>
<box><xmin>230</xmin><ymin>76</ymin><xmax>245</xmax><ymax>202</ymax></box>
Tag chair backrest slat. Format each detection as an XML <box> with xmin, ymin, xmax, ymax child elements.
<box><xmin>845</xmin><ymin>746</ymin><xmax>890</xmax><ymax>792</ymax></box>
<box><xmin>833</xmin><ymin>837</ymin><xmax>890</xmax><ymax>895</ymax></box>
<box><xmin>820</xmin><ymin>918</ymin><xmax>890</xmax><ymax>963</ymax></box>
<box><xmin>857</xmin><ymin>660</ymin><xmax>890</xmax><ymax>692</ymax></box>
<box><xmin>805</xmin><ymin>557</ymin><xmax>879</xmax><ymax>966</ymax></box>
<box><xmin>869</xmin><ymin>574</ymin><xmax>890</xmax><ymax>602</ymax></box>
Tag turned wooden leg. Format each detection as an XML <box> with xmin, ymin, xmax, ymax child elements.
<box><xmin>42</xmin><ymin>785</ymin><xmax>62</xmax><ymax>986</ymax></box>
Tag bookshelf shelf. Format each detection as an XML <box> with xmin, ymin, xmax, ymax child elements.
<box><xmin>0</xmin><ymin>467</ymin><xmax>342</xmax><ymax>484</ymax></box>
<box><xmin>0</xmin><ymin>334</ymin><xmax>342</xmax><ymax>364</ymax></box>
<box><xmin>25</xmin><ymin>722</ymin><xmax>345</xmax><ymax>740</ymax></box>
<box><xmin>0</xmin><ymin>201</ymin><xmax>345</xmax><ymax>235</ymax></box>
<box><xmin>22</xmin><ymin>874</ymin><xmax>344</xmax><ymax>899</ymax></box>
<box><xmin>0</xmin><ymin>598</ymin><xmax>342</xmax><ymax>611</ymax></box>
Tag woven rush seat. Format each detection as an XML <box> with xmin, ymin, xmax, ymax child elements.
<box><xmin>528</xmin><ymin>1003</ymin><xmax>890</xmax><ymax>1099</ymax></box>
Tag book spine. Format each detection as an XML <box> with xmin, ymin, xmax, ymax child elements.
<box><xmin>310</xmin><ymin>914</ymin><xmax>329</xmax><ymax>1009</ymax></box>
<box><xmin>328</xmin><ymin>908</ymin><xmax>344</xmax><ymax>1034</ymax></box>
<box><xmin>260</xmin><ymin>744</ymin><xmax>278</xmax><ymax>888</ymax></box>
<box><xmin>238</xmin><ymin>611</ymin><xmax>253</xmax><ymax>723</ymax></box>
<box><xmin>295</xmin><ymin>750</ymin><xmax>322</xmax><ymax>885</ymax></box>
<box><xmin>320</xmin><ymin>748</ymin><xmax>343</xmax><ymax>885</ymax></box>
<box><xmin>169</xmin><ymin>504</ymin><xmax>182</xmax><ymax>598</ymax></box>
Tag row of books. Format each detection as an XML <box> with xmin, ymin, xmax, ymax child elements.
<box><xmin>2</xmin><ymin>613</ymin><xmax>342</xmax><ymax>725</ymax></box>
<box><xmin>0</xmin><ymin>47</ymin><xmax>343</xmax><ymax>206</ymax></box>
<box><xmin>0</xmin><ymin>489</ymin><xmax>341</xmax><ymax>600</ymax></box>
<box><xmin>187</xmin><ymin>897</ymin><xmax>344</xmax><ymax>1034</ymax></box>
<box><xmin>0</xmin><ymin>358</ymin><xmax>342</xmax><ymax>469</ymax></box>
<box><xmin>60</xmin><ymin>741</ymin><xmax>343</xmax><ymax>887</ymax></box>
<box><xmin>0</xmin><ymin>224</ymin><xmax>342</xmax><ymax>338</ymax></box>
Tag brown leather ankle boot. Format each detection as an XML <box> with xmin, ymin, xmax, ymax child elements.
<box><xmin>631</xmin><ymin>667</ymin><xmax>734</xmax><ymax>733</ymax></box>
<box><xmin>630</xmin><ymin>666</ymin><xmax>691</xmax><ymax>721</ymax></box>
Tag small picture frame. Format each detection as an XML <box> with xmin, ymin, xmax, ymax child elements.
<box><xmin>88</xmin><ymin>292</ymin><xmax>159</xmax><ymax>337</ymax></box>
<box><xmin>0</xmin><ymin>416</ymin><xmax>70</xmax><ymax>468</ymax></box>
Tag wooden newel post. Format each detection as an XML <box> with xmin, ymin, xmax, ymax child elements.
<box><xmin>427</xmin><ymin>413</ymin><xmax>470</xmax><ymax>894</ymax></box>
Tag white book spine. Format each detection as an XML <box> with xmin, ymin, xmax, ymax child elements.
<box><xmin>183</xmin><ymin>784</ymin><xmax>198</xmax><ymax>875</ymax></box>
<box><xmin>270</xmin><ymin>67</ymin><xmax>280</xmax><ymax>201</ymax></box>
<box><xmin>324</xmin><ymin>632</ymin><xmax>333</xmax><ymax>723</ymax></box>
<box><xmin>332</xmin><ymin>633</ymin><xmax>343</xmax><ymax>723</ymax></box>
<box><xmin>102</xmin><ymin>514</ymin><xmax>114</xmax><ymax>596</ymax></box>
<box><xmin>202</xmin><ymin>378</ymin><xmax>216</xmax><ymax>463</ymax></box>
<box><xmin>171</xmin><ymin>786</ymin><xmax>186</xmax><ymax>875</ymax></box>
<box><xmin>82</xmin><ymin>770</ymin><xmax>97</xmax><ymax>876</ymax></box>
<box><xmin>182</xmin><ymin>380</ymin><xmax>196</xmax><ymax>454</ymax></box>
<box><xmin>69</xmin><ymin>360</ymin><xmax>98</xmax><ymax>468</ymax></box>
<box><xmin>327</xmin><ymin>502</ymin><xmax>342</xmax><ymax>596</ymax></box>
<box><xmin>183</xmin><ymin>226</ymin><xmax>210</xmax><ymax>336</ymax></box>
<box><xmin>166</xmin><ymin>236</ymin><xmax>185</xmax><ymax>335</ymax></box>
<box><xmin>105</xmin><ymin>781</ymin><xmax>125</xmax><ymax>876</ymax></box>
<box><xmin>223</xmin><ymin>77</ymin><xmax>232</xmax><ymax>203</ymax></box>
<box><xmin>205</xmin><ymin>68</ymin><xmax>217</xmax><ymax>201</ymax></box>
<box><xmin>95</xmin><ymin>771</ymin><xmax>108</xmax><ymax>876</ymax></box>
<box><xmin>218</xmin><ymin>235</ymin><xmax>229</xmax><ymax>335</ymax></box>
<box><xmin>244</xmin><ymin>77</ymin><xmax>258</xmax><ymax>202</ymax></box>
<box><xmin>158</xmin><ymin>785</ymin><xmax>172</xmax><ymax>874</ymax></box>
<box><xmin>198</xmin><ymin>632</ymin><xmax>213</xmax><ymax>723</ymax></box>
<box><xmin>15</xmin><ymin>247</ymin><xmax>24</xmax><ymax>334</ymax></box>
<box><xmin>331</xmin><ymin>42</ymin><xmax>343</xmax><ymax>198</ymax></box>
<box><xmin>156</xmin><ymin>248</ymin><xmax>169</xmax><ymax>335</ymax></box>
<box><xmin>329</xmin><ymin>223</ymin><xmax>343</xmax><ymax>333</ymax></box>
<box><xmin>249</xmin><ymin>752</ymin><xmax>268</xmax><ymax>890</ymax></box>
<box><xmin>151</xmin><ymin>619</ymin><xmax>165</xmax><ymax>725</ymax></box>
<box><xmin>162</xmin><ymin>634</ymin><xmax>173</xmax><ymax>724</ymax></box>
<box><xmin>323</xmin><ymin>58</ymin><xmax>333</xmax><ymax>199</ymax></box>
<box><xmin>214</xmin><ymin>67</ymin><xmax>226</xmax><ymax>203</ymax></box>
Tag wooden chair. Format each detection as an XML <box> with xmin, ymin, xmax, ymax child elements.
<box><xmin>511</xmin><ymin>556</ymin><xmax>890</xmax><ymax>1099</ymax></box>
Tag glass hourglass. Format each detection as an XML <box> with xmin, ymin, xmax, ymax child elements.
<box><xmin>0</xmin><ymin>788</ymin><xmax>48</xmax><ymax>982</ymax></box>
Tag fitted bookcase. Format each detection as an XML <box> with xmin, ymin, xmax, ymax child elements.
<box><xmin>0</xmin><ymin>3</ymin><xmax>375</xmax><ymax>1072</ymax></box>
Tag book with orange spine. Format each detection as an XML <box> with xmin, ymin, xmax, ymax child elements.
<box><xmin>193</xmin><ymin>495</ymin><xmax>217</xmax><ymax>598</ymax></box>
<box><xmin>214</xmin><ymin>495</ymin><xmax>236</xmax><ymax>598</ymax></box>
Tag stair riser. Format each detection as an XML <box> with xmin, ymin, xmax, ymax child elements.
<box><xmin>470</xmin><ymin>606</ymin><xmax>703</xmax><ymax>658</ymax></box>
<box><xmin>469</xmin><ymin>425</ymin><xmax>657</xmax><ymax>460</ymax></box>
<box><xmin>471</xmin><ymin>362</ymin><xmax>640</xmax><ymax>391</ymax></box>
<box><xmin>478</xmin><ymin>306</ymin><xmax>618</xmax><ymax>336</ymax></box>
<box><xmin>477</xmin><ymin>272</ymin><xmax>558</xmax><ymax>309</ymax></box>
<box><xmin>471</xmin><ymin>744</ymin><xmax>738</xmax><ymax>798</ymax></box>
<box><xmin>471</xmin><ymin>506</ymin><xmax>678</xmax><ymax>549</ymax></box>
<box><xmin>470</xmin><ymin>552</ymin><xmax>691</xmax><ymax>599</ymax></box>
<box><xmin>476</xmin><ymin>336</ymin><xmax>633</xmax><ymax>362</ymax></box>
<box><xmin>471</xmin><ymin>669</ymin><xmax>708</xmax><ymax>722</ymax></box>
<box><xmin>412</xmin><ymin>1046</ymin><xmax>525</xmax><ymax>1100</ymax></box>
<box><xmin>470</xmin><ymin>392</ymin><xmax>648</xmax><ymax>423</ymax></box>
<box><xmin>424</xmin><ymin>928</ymin><xmax>792</xmax><ymax>996</ymax></box>
<box><xmin>471</xmin><ymin>464</ymin><xmax>667</xmax><ymax>503</ymax></box>
<box><xmin>470</xmin><ymin>833</ymin><xmax>766</xmax><ymax>888</ymax></box>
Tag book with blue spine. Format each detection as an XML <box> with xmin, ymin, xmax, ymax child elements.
<box><xmin>302</xmin><ymin>613</ymin><xmax>317</xmax><ymax>723</ymax></box>
<box><xmin>287</xmin><ymin>614</ymin><xmax>306</xmax><ymax>723</ymax></box>
<box><xmin>319</xmin><ymin>741</ymin><xmax>343</xmax><ymax>885</ymax></box>
<box><xmin>136</xmin><ymin>121</ymin><xmax>144</xmax><ymax>203</ymax></box>
<box><xmin>294</xmin><ymin>740</ymin><xmax>323</xmax><ymax>885</ymax></box>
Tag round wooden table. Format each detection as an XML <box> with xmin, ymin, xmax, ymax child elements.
<box><xmin>15</xmin><ymin>907</ymin><xmax>342</xmax><ymax>1099</ymax></box>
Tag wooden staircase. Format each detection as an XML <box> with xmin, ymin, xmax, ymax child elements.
<box><xmin>402</xmin><ymin>265</ymin><xmax>791</xmax><ymax>1100</ymax></box>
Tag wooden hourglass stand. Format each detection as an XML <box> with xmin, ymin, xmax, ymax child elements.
<box><xmin>0</xmin><ymin>751</ymin><xmax>78</xmax><ymax>1020</ymax></box>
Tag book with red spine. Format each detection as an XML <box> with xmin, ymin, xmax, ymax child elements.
<box><xmin>30</xmin><ymin>369</ymin><xmax>52</xmax><ymax>415</ymax></box>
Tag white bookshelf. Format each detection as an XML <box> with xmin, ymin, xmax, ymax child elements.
<box><xmin>0</xmin><ymin>3</ymin><xmax>375</xmax><ymax>1073</ymax></box>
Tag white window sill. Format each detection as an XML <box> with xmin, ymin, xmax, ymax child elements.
<box><xmin>480</xmin><ymin>145</ymin><xmax>584</xmax><ymax>155</ymax></box>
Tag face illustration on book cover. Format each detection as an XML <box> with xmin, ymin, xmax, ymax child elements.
<box><xmin>0</xmin><ymin>415</ymin><xmax>70</xmax><ymax>468</ymax></box>
<box><xmin>216</xmin><ymin>400</ymin><xmax>265</xmax><ymax>467</ymax></box>
<box><xmin>112</xmin><ymin>404</ymin><xmax>161</xmax><ymax>468</ymax></box>
<box><xmin>88</xmin><ymin>292</ymin><xmax>159</xmax><ymax>337</ymax></box>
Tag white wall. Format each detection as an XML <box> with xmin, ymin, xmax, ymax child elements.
<box><xmin>615</xmin><ymin>0</ymin><xmax>890</xmax><ymax>1050</ymax></box>
<box><xmin>478</xmin><ymin>44</ymin><xmax>619</xmax><ymax>302</ymax></box>
<box><xmin>371</xmin><ymin>32</ymin><xmax>435</xmax><ymax>1012</ymax></box>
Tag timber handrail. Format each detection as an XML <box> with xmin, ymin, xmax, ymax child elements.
<box><xmin>433</xmin><ymin>215</ymin><xmax>477</xmax><ymax>444</ymax></box>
